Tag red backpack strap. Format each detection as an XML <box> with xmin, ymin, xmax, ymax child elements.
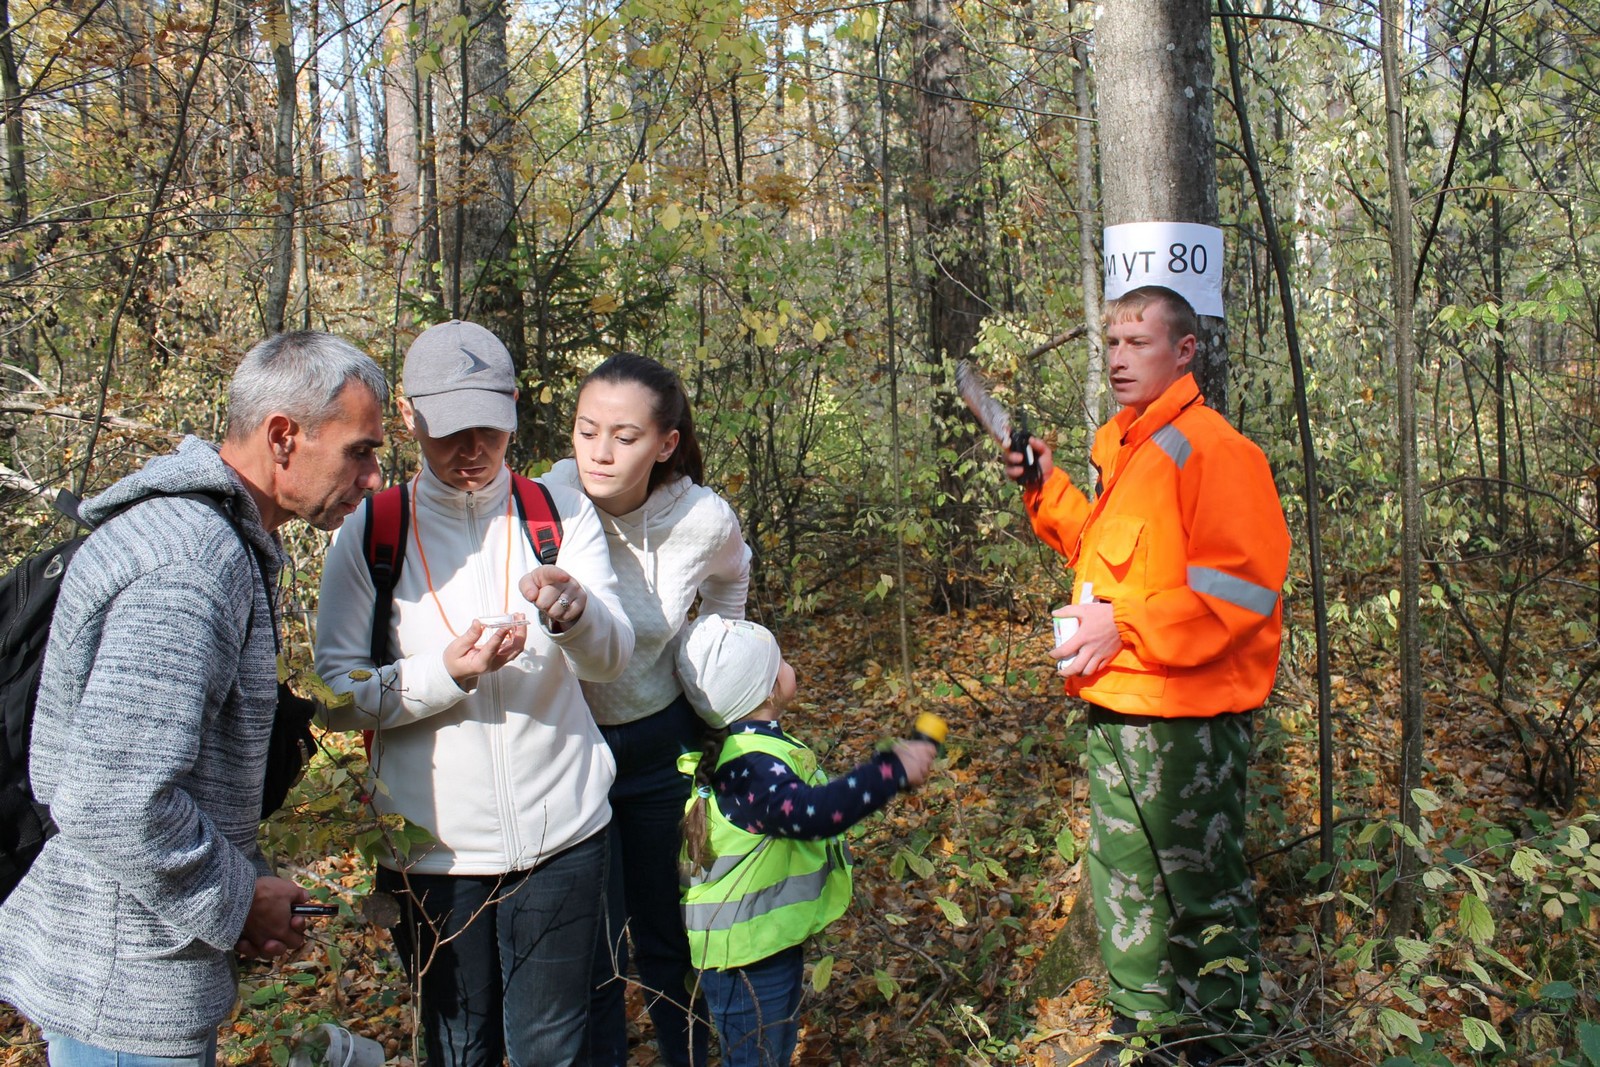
<box><xmin>510</xmin><ymin>473</ymin><xmax>562</xmax><ymax>566</ymax></box>
<box><xmin>363</xmin><ymin>483</ymin><xmax>410</xmax><ymax>663</ymax></box>
<box><xmin>360</xmin><ymin>483</ymin><xmax>408</xmax><ymax>764</ymax></box>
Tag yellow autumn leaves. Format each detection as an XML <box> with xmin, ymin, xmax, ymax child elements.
<box><xmin>738</xmin><ymin>301</ymin><xmax>831</xmax><ymax>349</ymax></box>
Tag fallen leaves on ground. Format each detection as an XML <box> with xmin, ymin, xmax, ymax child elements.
<box><xmin>2</xmin><ymin>591</ymin><xmax>1595</xmax><ymax>1065</ymax></box>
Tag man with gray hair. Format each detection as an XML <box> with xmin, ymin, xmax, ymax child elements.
<box><xmin>0</xmin><ymin>331</ymin><xmax>387</xmax><ymax>1066</ymax></box>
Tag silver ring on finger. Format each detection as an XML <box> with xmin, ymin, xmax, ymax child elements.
<box><xmin>556</xmin><ymin>594</ymin><xmax>571</xmax><ymax>608</ymax></box>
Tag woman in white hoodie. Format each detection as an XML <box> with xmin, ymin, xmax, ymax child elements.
<box><xmin>315</xmin><ymin>321</ymin><xmax>635</xmax><ymax>1067</ymax></box>
<box><xmin>546</xmin><ymin>354</ymin><xmax>750</xmax><ymax>1067</ymax></box>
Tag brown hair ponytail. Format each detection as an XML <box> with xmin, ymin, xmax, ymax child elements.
<box><xmin>680</xmin><ymin>725</ymin><xmax>730</xmax><ymax>875</ymax></box>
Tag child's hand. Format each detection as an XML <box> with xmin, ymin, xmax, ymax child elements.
<box><xmin>892</xmin><ymin>740</ymin><xmax>938</xmax><ymax>787</ymax></box>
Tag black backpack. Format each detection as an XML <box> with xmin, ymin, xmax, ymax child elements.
<box><xmin>0</xmin><ymin>489</ymin><xmax>316</xmax><ymax>904</ymax></box>
<box><xmin>0</xmin><ymin>504</ymin><xmax>82</xmax><ymax>904</ymax></box>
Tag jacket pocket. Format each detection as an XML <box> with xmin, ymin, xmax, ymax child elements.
<box><xmin>1089</xmin><ymin>662</ymin><xmax>1167</xmax><ymax>701</ymax></box>
<box><xmin>1091</xmin><ymin>515</ymin><xmax>1147</xmax><ymax>591</ymax></box>
<box><xmin>114</xmin><ymin>897</ymin><xmax>203</xmax><ymax>961</ymax></box>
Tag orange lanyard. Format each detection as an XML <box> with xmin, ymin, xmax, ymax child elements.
<box><xmin>410</xmin><ymin>471</ymin><xmax>515</xmax><ymax>637</ymax></box>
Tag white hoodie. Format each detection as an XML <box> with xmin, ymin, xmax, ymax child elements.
<box><xmin>315</xmin><ymin>464</ymin><xmax>633</xmax><ymax>875</ymax></box>
<box><xmin>546</xmin><ymin>458</ymin><xmax>749</xmax><ymax>726</ymax></box>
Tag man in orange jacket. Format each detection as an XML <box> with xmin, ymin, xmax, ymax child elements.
<box><xmin>1002</xmin><ymin>286</ymin><xmax>1290</xmax><ymax>1066</ymax></box>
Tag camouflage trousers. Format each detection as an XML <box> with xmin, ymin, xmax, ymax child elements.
<box><xmin>1085</xmin><ymin>706</ymin><xmax>1260</xmax><ymax>1047</ymax></box>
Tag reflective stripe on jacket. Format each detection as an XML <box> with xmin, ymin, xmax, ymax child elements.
<box><xmin>1024</xmin><ymin>374</ymin><xmax>1290</xmax><ymax>717</ymax></box>
<box><xmin>678</xmin><ymin>731</ymin><xmax>853</xmax><ymax>971</ymax></box>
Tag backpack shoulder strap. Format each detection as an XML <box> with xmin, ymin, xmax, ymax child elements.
<box><xmin>363</xmin><ymin>483</ymin><xmax>408</xmax><ymax>665</ymax></box>
<box><xmin>509</xmin><ymin>473</ymin><xmax>562</xmax><ymax>566</ymax></box>
<box><xmin>51</xmin><ymin>489</ymin><xmax>83</xmax><ymax>529</ymax></box>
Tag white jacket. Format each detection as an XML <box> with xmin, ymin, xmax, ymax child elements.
<box><xmin>546</xmin><ymin>459</ymin><xmax>749</xmax><ymax>726</ymax></box>
<box><xmin>315</xmin><ymin>464</ymin><xmax>632</xmax><ymax>875</ymax></box>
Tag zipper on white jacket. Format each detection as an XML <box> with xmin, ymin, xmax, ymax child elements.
<box><xmin>475</xmin><ymin>487</ymin><xmax>526</xmax><ymax>866</ymax></box>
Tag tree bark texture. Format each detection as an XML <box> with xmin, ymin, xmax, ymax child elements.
<box><xmin>227</xmin><ymin>0</ymin><xmax>256</xmax><ymax>187</ymax></box>
<box><xmin>911</xmin><ymin>0</ymin><xmax>986</xmax><ymax>368</ymax></box>
<box><xmin>265</xmin><ymin>11</ymin><xmax>298</xmax><ymax>334</ymax></box>
<box><xmin>911</xmin><ymin>0</ymin><xmax>989</xmax><ymax>610</ymax></box>
<box><xmin>438</xmin><ymin>0</ymin><xmax>527</xmax><ymax>434</ymax></box>
<box><xmin>336</xmin><ymin>0</ymin><xmax>367</xmax><ymax>226</ymax></box>
<box><xmin>307</xmin><ymin>0</ymin><xmax>324</xmax><ymax>204</ymax></box>
<box><xmin>0</xmin><ymin>0</ymin><xmax>32</xmax><ymax>370</ymax></box>
<box><xmin>1070</xmin><ymin>6</ymin><xmax>1103</xmax><ymax>463</ymax></box>
<box><xmin>1095</xmin><ymin>0</ymin><xmax>1227</xmax><ymax>410</ymax></box>
<box><xmin>877</xmin><ymin>21</ymin><xmax>913</xmax><ymax>699</ymax></box>
<box><xmin>382</xmin><ymin>0</ymin><xmax>423</xmax><ymax>299</ymax></box>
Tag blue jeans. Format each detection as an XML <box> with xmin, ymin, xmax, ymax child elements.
<box><xmin>43</xmin><ymin>1032</ymin><xmax>217</xmax><ymax>1067</ymax></box>
<box><xmin>587</xmin><ymin>696</ymin><xmax>708</xmax><ymax>1067</ymax></box>
<box><xmin>378</xmin><ymin>829</ymin><xmax>607</xmax><ymax>1067</ymax></box>
<box><xmin>698</xmin><ymin>946</ymin><xmax>805</xmax><ymax>1067</ymax></box>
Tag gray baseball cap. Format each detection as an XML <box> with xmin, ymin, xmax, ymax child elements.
<box><xmin>402</xmin><ymin>320</ymin><xmax>518</xmax><ymax>438</ymax></box>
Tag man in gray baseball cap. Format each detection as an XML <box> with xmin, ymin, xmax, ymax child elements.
<box><xmin>402</xmin><ymin>319</ymin><xmax>519</xmax><ymax>437</ymax></box>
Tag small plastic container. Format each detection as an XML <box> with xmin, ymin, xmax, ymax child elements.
<box><xmin>1050</xmin><ymin>582</ymin><xmax>1094</xmax><ymax>674</ymax></box>
<box><xmin>288</xmin><ymin>1024</ymin><xmax>386</xmax><ymax>1067</ymax></box>
<box><xmin>473</xmin><ymin>613</ymin><xmax>526</xmax><ymax>648</ymax></box>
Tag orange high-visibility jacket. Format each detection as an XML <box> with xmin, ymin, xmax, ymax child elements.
<box><xmin>1024</xmin><ymin>374</ymin><xmax>1290</xmax><ymax>717</ymax></box>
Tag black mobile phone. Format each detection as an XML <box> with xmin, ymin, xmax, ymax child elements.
<box><xmin>292</xmin><ymin>903</ymin><xmax>339</xmax><ymax>917</ymax></box>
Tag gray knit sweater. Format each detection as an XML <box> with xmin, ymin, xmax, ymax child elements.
<box><xmin>0</xmin><ymin>437</ymin><xmax>283</xmax><ymax>1056</ymax></box>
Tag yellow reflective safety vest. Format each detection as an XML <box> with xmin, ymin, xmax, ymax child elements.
<box><xmin>677</xmin><ymin>730</ymin><xmax>853</xmax><ymax>971</ymax></box>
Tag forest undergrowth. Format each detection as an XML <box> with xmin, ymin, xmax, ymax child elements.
<box><xmin>1</xmin><ymin>562</ymin><xmax>1596</xmax><ymax>1067</ymax></box>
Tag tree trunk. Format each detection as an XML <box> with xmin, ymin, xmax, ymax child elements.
<box><xmin>366</xmin><ymin>0</ymin><xmax>390</xmax><ymax>240</ymax></box>
<box><xmin>227</xmin><ymin>0</ymin><xmax>255</xmax><ymax>187</ymax></box>
<box><xmin>1070</xmin><ymin>3</ymin><xmax>1103</xmax><ymax>468</ymax></box>
<box><xmin>116</xmin><ymin>0</ymin><xmax>152</xmax><ymax>185</ymax></box>
<box><xmin>420</xmin><ymin>69</ymin><xmax>440</xmax><ymax>304</ymax></box>
<box><xmin>439</xmin><ymin>0</ymin><xmax>526</xmax><ymax>430</ymax></box>
<box><xmin>264</xmin><ymin>0</ymin><xmax>297</xmax><ymax>334</ymax></box>
<box><xmin>1218</xmin><ymin>0</ymin><xmax>1338</xmax><ymax>932</ymax></box>
<box><xmin>336</xmin><ymin>0</ymin><xmax>367</xmax><ymax>226</ymax></box>
<box><xmin>0</xmin><ymin>0</ymin><xmax>33</xmax><ymax>371</ymax></box>
<box><xmin>877</xmin><ymin>19</ymin><xmax>913</xmax><ymax>701</ymax></box>
<box><xmin>1095</xmin><ymin>0</ymin><xmax>1226</xmax><ymax>410</ymax></box>
<box><xmin>382</xmin><ymin>0</ymin><xmax>423</xmax><ymax>297</ymax></box>
<box><xmin>307</xmin><ymin>0</ymin><xmax>324</xmax><ymax>204</ymax></box>
<box><xmin>1380</xmin><ymin>0</ymin><xmax>1425</xmax><ymax>937</ymax></box>
<box><xmin>1486</xmin><ymin>27</ymin><xmax>1509</xmax><ymax>536</ymax></box>
<box><xmin>0</xmin><ymin>0</ymin><xmax>25</xmax><ymax>228</ymax></box>
<box><xmin>910</xmin><ymin>0</ymin><xmax>988</xmax><ymax>611</ymax></box>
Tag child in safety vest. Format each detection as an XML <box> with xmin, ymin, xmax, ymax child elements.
<box><xmin>673</xmin><ymin>614</ymin><xmax>938</xmax><ymax>1067</ymax></box>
